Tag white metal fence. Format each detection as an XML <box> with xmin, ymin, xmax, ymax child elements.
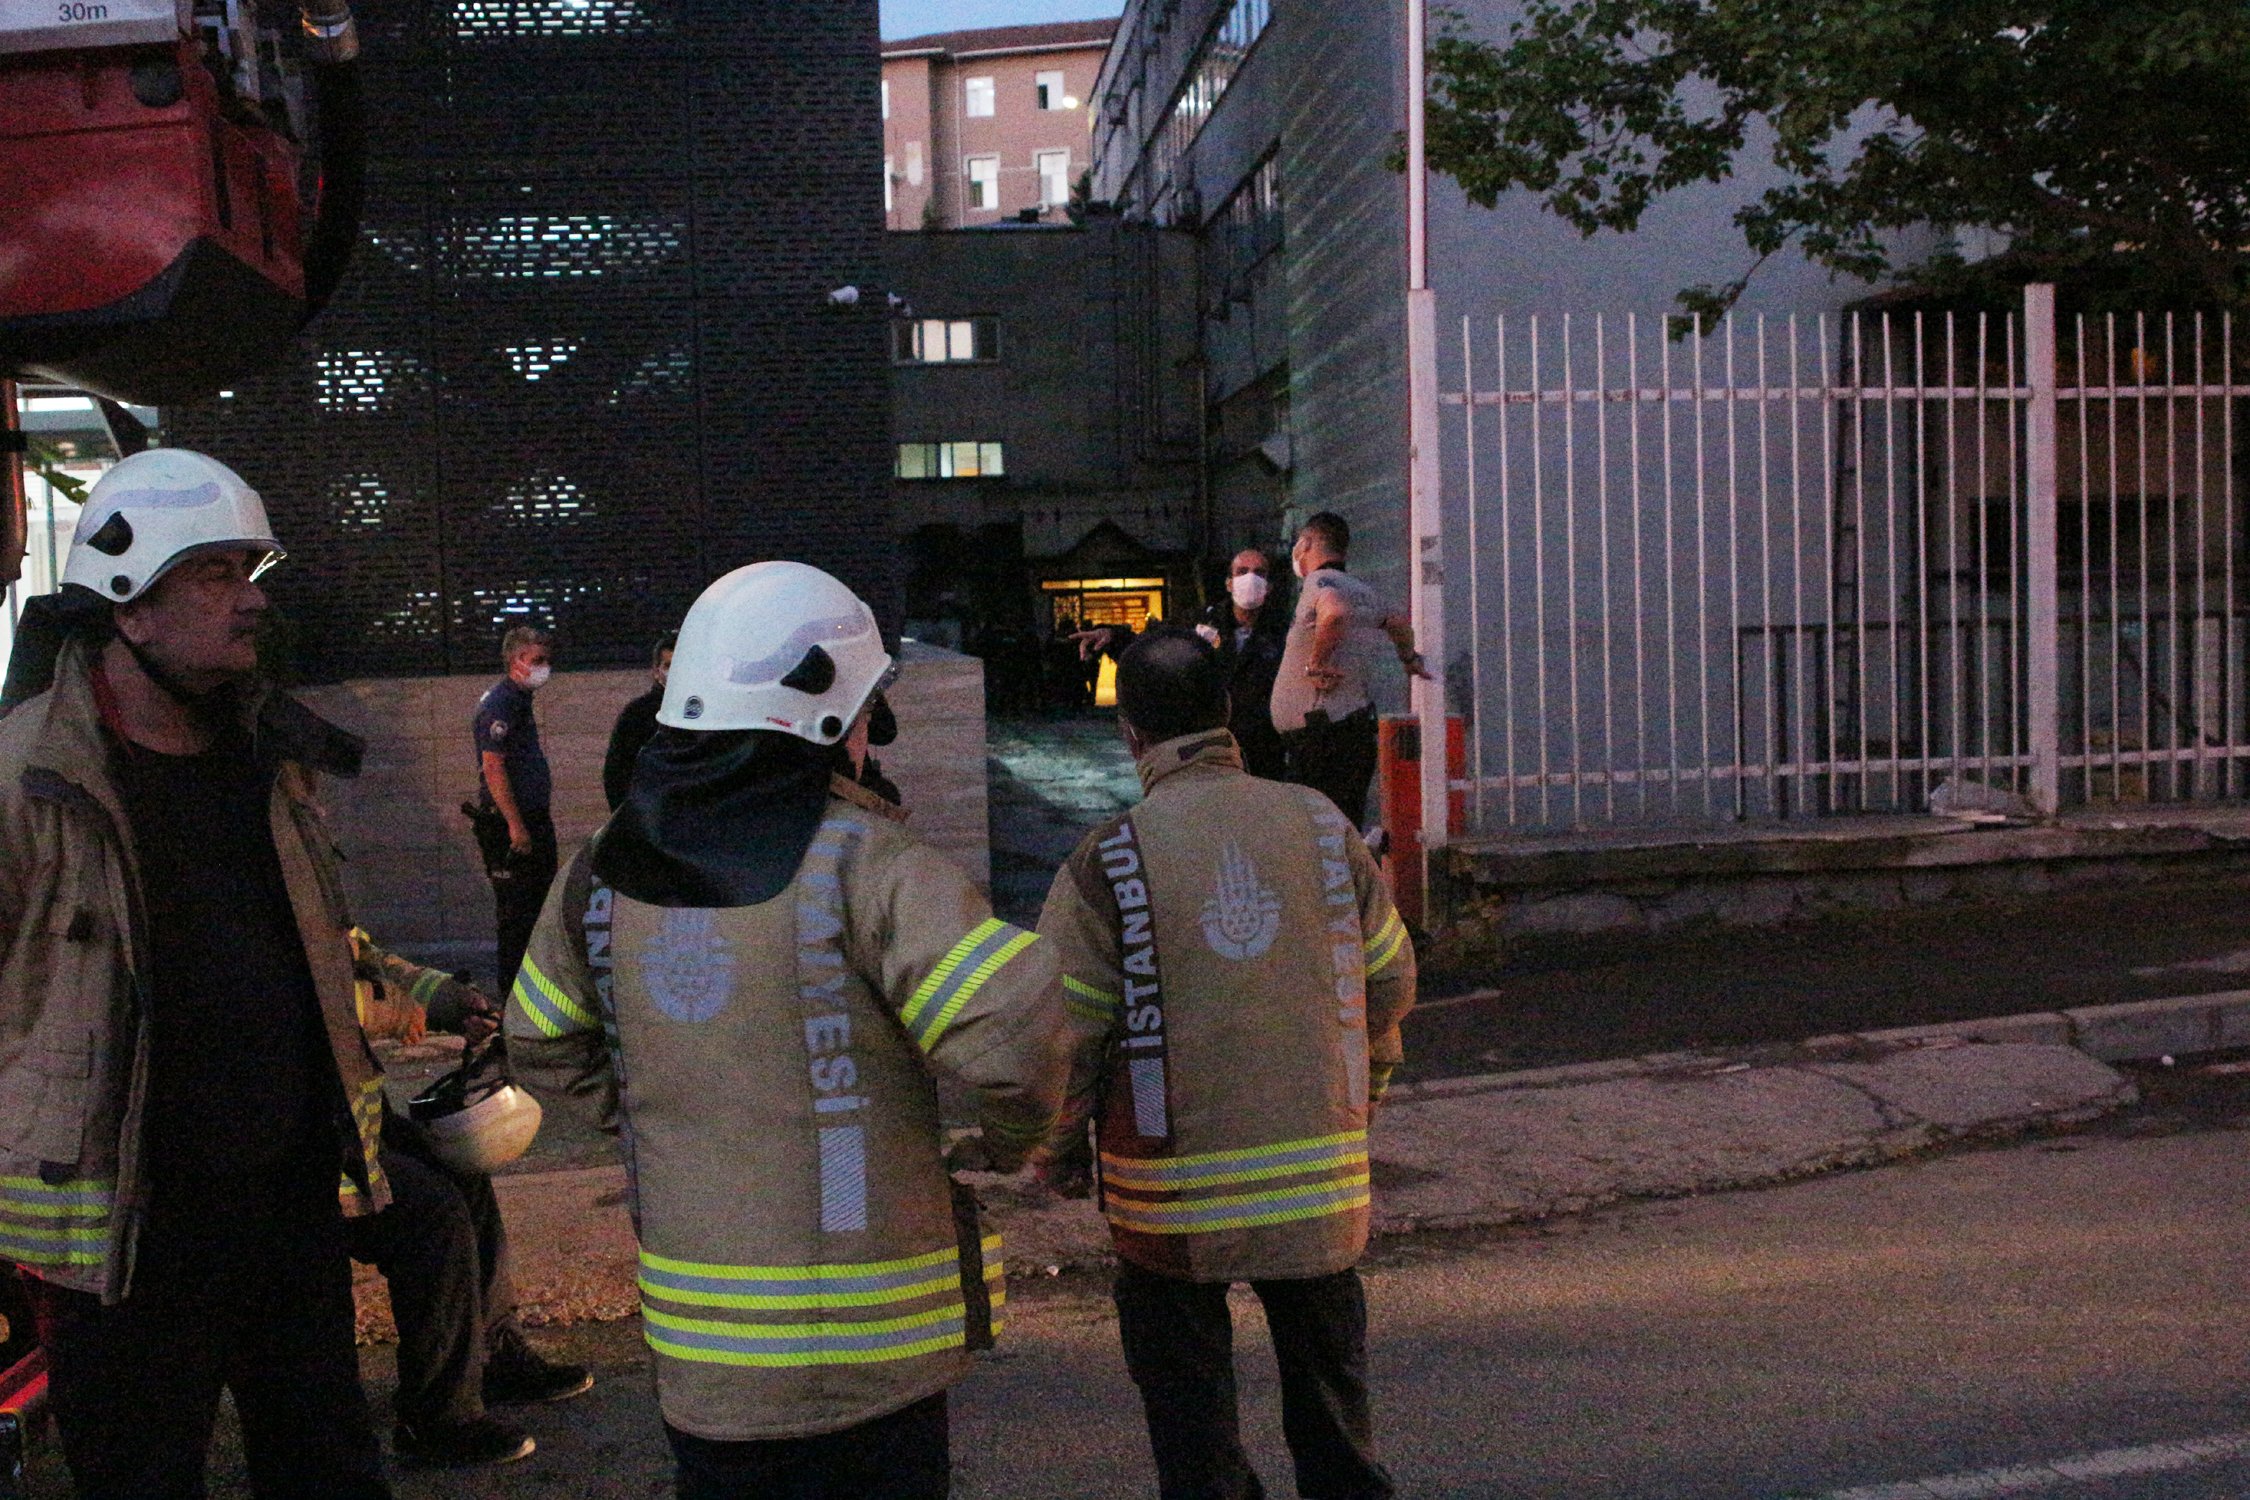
<box><xmin>1438</xmin><ymin>285</ymin><xmax>2248</xmax><ymax>834</ymax></box>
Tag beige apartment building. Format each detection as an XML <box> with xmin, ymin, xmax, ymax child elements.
<box><xmin>882</xmin><ymin>19</ymin><xmax>1116</xmax><ymax>230</ymax></box>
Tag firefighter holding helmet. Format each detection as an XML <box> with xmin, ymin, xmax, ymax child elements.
<box><xmin>0</xmin><ymin>450</ymin><xmax>396</xmax><ymax>1498</ymax></box>
<box><xmin>504</xmin><ymin>561</ymin><xmax>1070</xmax><ymax>1500</ymax></box>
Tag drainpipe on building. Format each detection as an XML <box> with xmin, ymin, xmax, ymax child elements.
<box><xmin>1</xmin><ymin>380</ymin><xmax>25</xmax><ymax>593</ymax></box>
<box><xmin>1404</xmin><ymin>0</ymin><xmax>1452</xmax><ymax>897</ymax></box>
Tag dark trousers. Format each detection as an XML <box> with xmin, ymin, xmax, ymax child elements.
<box><xmin>666</xmin><ymin>1391</ymin><xmax>950</xmax><ymax>1500</ymax></box>
<box><xmin>26</xmin><ymin>1170</ymin><xmax>391</xmax><ymax>1500</ymax></box>
<box><xmin>1113</xmin><ymin>1261</ymin><xmax>1393</xmax><ymax>1500</ymax></box>
<box><xmin>488</xmin><ymin>811</ymin><xmax>557</xmax><ymax>992</ymax></box>
<box><xmin>346</xmin><ymin>1115</ymin><xmax>516</xmax><ymax>1427</ymax></box>
<box><xmin>1283</xmin><ymin>708</ymin><xmax>1380</xmax><ymax>829</ymax></box>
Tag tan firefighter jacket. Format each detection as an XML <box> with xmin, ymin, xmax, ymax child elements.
<box><xmin>0</xmin><ymin>641</ymin><xmax>392</xmax><ymax>1302</ymax></box>
<box><xmin>1036</xmin><ymin>730</ymin><xmax>1416</xmax><ymax>1284</ymax></box>
<box><xmin>351</xmin><ymin>927</ymin><xmax>494</xmax><ymax>1045</ymax></box>
<box><xmin>503</xmin><ymin>776</ymin><xmax>1069</xmax><ymax>1442</ymax></box>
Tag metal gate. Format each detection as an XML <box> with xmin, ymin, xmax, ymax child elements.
<box><xmin>1438</xmin><ymin>285</ymin><xmax>2247</xmax><ymax>835</ymax></box>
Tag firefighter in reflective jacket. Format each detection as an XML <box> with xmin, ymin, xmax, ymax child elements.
<box><xmin>1035</xmin><ymin>627</ymin><xmax>1416</xmax><ymax>1500</ymax></box>
<box><xmin>503</xmin><ymin>562</ymin><xmax>1068</xmax><ymax>1500</ymax></box>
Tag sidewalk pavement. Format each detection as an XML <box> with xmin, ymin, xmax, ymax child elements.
<box><xmin>355</xmin><ymin>990</ymin><xmax>2250</xmax><ymax>1341</ymax></box>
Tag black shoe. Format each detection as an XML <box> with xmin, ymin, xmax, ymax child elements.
<box><xmin>393</xmin><ymin>1415</ymin><xmax>535</xmax><ymax>1467</ymax></box>
<box><xmin>483</xmin><ymin>1326</ymin><xmax>594</xmax><ymax>1405</ymax></box>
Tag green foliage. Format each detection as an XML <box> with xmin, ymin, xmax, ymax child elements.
<box><xmin>1422</xmin><ymin>0</ymin><xmax>2250</xmax><ymax>315</ymax></box>
<box><xmin>23</xmin><ymin>438</ymin><xmax>88</xmax><ymax>502</ymax></box>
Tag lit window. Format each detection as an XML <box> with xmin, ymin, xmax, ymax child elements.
<box><xmin>966</xmin><ymin>155</ymin><xmax>1000</xmax><ymax>210</ymax></box>
<box><xmin>964</xmin><ymin>75</ymin><xmax>994</xmax><ymax>117</ymax></box>
<box><xmin>1035</xmin><ymin>70</ymin><xmax>1065</xmax><ymax>109</ymax></box>
<box><xmin>1036</xmin><ymin>149</ymin><xmax>1071</xmax><ymax>207</ymax></box>
<box><xmin>896</xmin><ymin>441</ymin><xmax>1005</xmax><ymax>479</ymax></box>
<box><xmin>892</xmin><ymin>317</ymin><xmax>999</xmax><ymax>364</ymax></box>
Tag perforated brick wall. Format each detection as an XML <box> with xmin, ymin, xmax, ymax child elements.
<box><xmin>165</xmin><ymin>0</ymin><xmax>896</xmax><ymax>681</ymax></box>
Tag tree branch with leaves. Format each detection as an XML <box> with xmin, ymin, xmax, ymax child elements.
<box><xmin>1422</xmin><ymin>0</ymin><xmax>2250</xmax><ymax>318</ymax></box>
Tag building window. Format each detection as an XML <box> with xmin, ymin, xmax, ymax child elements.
<box><xmin>893</xmin><ymin>317</ymin><xmax>1000</xmax><ymax>364</ymax></box>
<box><xmin>1036</xmin><ymin>150</ymin><xmax>1072</xmax><ymax>207</ymax></box>
<box><xmin>881</xmin><ymin>78</ymin><xmax>889</xmax><ymax>120</ymax></box>
<box><xmin>1203</xmin><ymin>151</ymin><xmax>1282</xmax><ymax>313</ymax></box>
<box><xmin>906</xmin><ymin>140</ymin><xmax>924</xmax><ymax>185</ymax></box>
<box><xmin>964</xmin><ymin>75</ymin><xmax>995</xmax><ymax>117</ymax></box>
<box><xmin>897</xmin><ymin>441</ymin><xmax>1005</xmax><ymax>480</ymax></box>
<box><xmin>884</xmin><ymin>156</ymin><xmax>894</xmax><ymax>212</ymax></box>
<box><xmin>1035</xmin><ymin>69</ymin><xmax>1067</xmax><ymax>109</ymax></box>
<box><xmin>966</xmin><ymin>155</ymin><xmax>1000</xmax><ymax>210</ymax></box>
<box><xmin>1106</xmin><ymin>0</ymin><xmax>1273</xmax><ymax>222</ymax></box>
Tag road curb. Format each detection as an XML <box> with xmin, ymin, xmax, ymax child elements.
<box><xmin>366</xmin><ymin>995</ymin><xmax>2224</xmax><ymax>1336</ymax></box>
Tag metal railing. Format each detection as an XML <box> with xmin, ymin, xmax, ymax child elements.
<box><xmin>1438</xmin><ymin>285</ymin><xmax>2247</xmax><ymax>835</ymax></box>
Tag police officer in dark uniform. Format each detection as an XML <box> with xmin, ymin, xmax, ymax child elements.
<box><xmin>472</xmin><ymin>625</ymin><xmax>555</xmax><ymax>991</ymax></box>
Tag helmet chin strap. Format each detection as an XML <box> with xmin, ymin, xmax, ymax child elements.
<box><xmin>117</xmin><ymin>632</ymin><xmax>238</xmax><ymax>714</ymax></box>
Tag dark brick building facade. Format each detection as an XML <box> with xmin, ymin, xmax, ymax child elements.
<box><xmin>166</xmin><ymin>0</ymin><xmax>894</xmax><ymax>680</ymax></box>
<box><xmin>884</xmin><ymin>217</ymin><xmax>1200</xmax><ymax>658</ymax></box>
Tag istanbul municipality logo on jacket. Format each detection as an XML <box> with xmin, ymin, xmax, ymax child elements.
<box><xmin>1201</xmin><ymin>842</ymin><xmax>1282</xmax><ymax>960</ymax></box>
<box><xmin>643</xmin><ymin>908</ymin><xmax>736</xmax><ymax>1023</ymax></box>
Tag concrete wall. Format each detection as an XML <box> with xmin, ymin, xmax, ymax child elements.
<box><xmin>300</xmin><ymin>643</ymin><xmax>990</xmax><ymax>972</ymax></box>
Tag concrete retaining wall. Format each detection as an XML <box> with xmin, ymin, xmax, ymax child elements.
<box><xmin>1432</xmin><ymin>816</ymin><xmax>2250</xmax><ymax>969</ymax></box>
<box><xmin>300</xmin><ymin>642</ymin><xmax>989</xmax><ymax>974</ymax></box>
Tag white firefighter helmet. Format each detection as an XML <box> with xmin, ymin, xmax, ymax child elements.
<box><xmin>658</xmin><ymin>561</ymin><xmax>893</xmax><ymax>745</ymax></box>
<box><xmin>61</xmin><ymin>449</ymin><xmax>284</xmax><ymax>604</ymax></box>
<box><xmin>407</xmin><ymin>1046</ymin><xmax>542</xmax><ymax>1175</ymax></box>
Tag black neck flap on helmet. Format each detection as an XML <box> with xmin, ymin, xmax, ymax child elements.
<box><xmin>592</xmin><ymin>727</ymin><xmax>851</xmax><ymax>907</ymax></box>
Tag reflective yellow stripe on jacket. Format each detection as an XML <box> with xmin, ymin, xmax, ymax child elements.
<box><xmin>1062</xmin><ymin>976</ymin><xmax>1121</xmax><ymax>1027</ymax></box>
<box><xmin>0</xmin><ymin>1175</ymin><xmax>113</xmax><ymax>1268</ymax></box>
<box><xmin>1362</xmin><ymin>910</ymin><xmax>1408</xmax><ymax>978</ymax></box>
<box><xmin>637</xmin><ymin>1235</ymin><xmax>1005</xmax><ymax>1368</ymax></box>
<box><xmin>898</xmin><ymin>919</ymin><xmax>1040</xmax><ymax>1052</ymax></box>
<box><xmin>337</xmin><ymin>1075</ymin><xmax>391</xmax><ymax>1208</ymax></box>
<box><xmin>1100</xmin><ymin>1131</ymin><xmax>1371</xmax><ymax>1236</ymax></box>
<box><xmin>512</xmin><ymin>955</ymin><xmax>599</xmax><ymax>1038</ymax></box>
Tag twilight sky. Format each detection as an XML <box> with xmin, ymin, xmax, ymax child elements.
<box><xmin>880</xmin><ymin>0</ymin><xmax>1120</xmax><ymax>40</ymax></box>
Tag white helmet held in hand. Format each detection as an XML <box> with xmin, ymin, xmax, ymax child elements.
<box><xmin>659</xmin><ymin>561</ymin><xmax>893</xmax><ymax>745</ymax></box>
<box><xmin>62</xmin><ymin>449</ymin><xmax>284</xmax><ymax>603</ymax></box>
<box><xmin>408</xmin><ymin>1046</ymin><xmax>543</xmax><ymax>1176</ymax></box>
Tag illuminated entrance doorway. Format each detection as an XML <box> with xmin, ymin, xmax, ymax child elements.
<box><xmin>1043</xmin><ymin>577</ymin><xmax>1165</xmax><ymax>707</ymax></box>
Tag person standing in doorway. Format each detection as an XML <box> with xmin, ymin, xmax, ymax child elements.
<box><xmin>0</xmin><ymin>449</ymin><xmax>395</xmax><ymax>1499</ymax></box>
<box><xmin>474</xmin><ymin>625</ymin><xmax>556</xmax><ymax>991</ymax></box>
<box><xmin>1271</xmin><ymin>513</ymin><xmax>1430</xmax><ymax>827</ymax></box>
<box><xmin>603</xmin><ymin>631</ymin><xmax>676</xmax><ymax>812</ymax></box>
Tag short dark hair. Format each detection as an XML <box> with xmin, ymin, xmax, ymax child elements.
<box><xmin>499</xmin><ymin>624</ymin><xmax>552</xmax><ymax>663</ymax></box>
<box><xmin>652</xmin><ymin>629</ymin><xmax>678</xmax><ymax>667</ymax></box>
<box><xmin>1299</xmin><ymin>511</ymin><xmax>1350</xmax><ymax>559</ymax></box>
<box><xmin>1118</xmin><ymin>626</ymin><xmax>1228</xmax><ymax>743</ymax></box>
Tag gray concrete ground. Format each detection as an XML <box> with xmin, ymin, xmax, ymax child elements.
<box><xmin>57</xmin><ymin>1065</ymin><xmax>2250</xmax><ymax>1500</ymax></box>
<box><xmin>986</xmin><ymin>713</ymin><xmax>1141</xmax><ymax>928</ymax></box>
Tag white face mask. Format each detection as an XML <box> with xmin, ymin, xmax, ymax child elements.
<box><xmin>1229</xmin><ymin>573</ymin><xmax>1270</xmax><ymax>610</ymax></box>
<box><xmin>521</xmin><ymin>663</ymin><xmax>552</xmax><ymax>690</ymax></box>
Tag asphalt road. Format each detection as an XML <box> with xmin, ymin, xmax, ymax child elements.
<box><xmin>1398</xmin><ymin>873</ymin><xmax>2250</xmax><ymax>1080</ymax></box>
<box><xmin>48</xmin><ymin>1064</ymin><xmax>2250</xmax><ymax>1500</ymax></box>
<box><xmin>984</xmin><ymin>714</ymin><xmax>2250</xmax><ymax>1082</ymax></box>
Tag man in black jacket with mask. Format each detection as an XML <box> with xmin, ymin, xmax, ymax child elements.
<box><xmin>1191</xmin><ymin>547</ymin><xmax>1288</xmax><ymax>780</ymax></box>
<box><xmin>1074</xmin><ymin>548</ymin><xmax>1290</xmax><ymax>782</ymax></box>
